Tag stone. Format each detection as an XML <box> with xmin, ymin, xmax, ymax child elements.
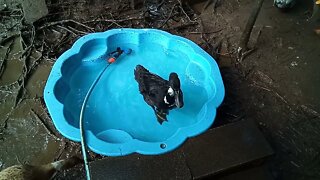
<box><xmin>216</xmin><ymin>165</ymin><xmax>274</xmax><ymax>180</ymax></box>
<box><xmin>21</xmin><ymin>0</ymin><xmax>48</xmax><ymax>24</ymax></box>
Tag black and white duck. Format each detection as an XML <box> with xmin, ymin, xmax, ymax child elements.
<box><xmin>134</xmin><ymin>65</ymin><xmax>184</xmax><ymax>124</ymax></box>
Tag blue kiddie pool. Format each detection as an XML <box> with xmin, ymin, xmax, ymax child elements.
<box><xmin>44</xmin><ymin>28</ymin><xmax>225</xmax><ymax>156</ymax></box>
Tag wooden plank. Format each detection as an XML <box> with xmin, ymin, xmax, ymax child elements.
<box><xmin>56</xmin><ymin>119</ymin><xmax>273</xmax><ymax>179</ymax></box>
<box><xmin>182</xmin><ymin>119</ymin><xmax>274</xmax><ymax>179</ymax></box>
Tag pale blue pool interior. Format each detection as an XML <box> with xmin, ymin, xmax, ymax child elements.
<box><xmin>45</xmin><ymin>29</ymin><xmax>224</xmax><ymax>156</ymax></box>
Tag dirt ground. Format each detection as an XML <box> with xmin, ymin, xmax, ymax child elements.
<box><xmin>0</xmin><ymin>0</ymin><xmax>320</xmax><ymax>179</ymax></box>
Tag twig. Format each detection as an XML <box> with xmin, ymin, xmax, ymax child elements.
<box><xmin>14</xmin><ymin>83</ymin><xmax>25</xmax><ymax>107</ymax></box>
<box><xmin>54</xmin><ymin>138</ymin><xmax>67</xmax><ymax>161</ymax></box>
<box><xmin>14</xmin><ymin>47</ymin><xmax>43</xmax><ymax>106</ymax></box>
<box><xmin>300</xmin><ymin>105</ymin><xmax>320</xmax><ymax>118</ymax></box>
<box><xmin>198</xmin><ymin>17</ymin><xmax>205</xmax><ymax>38</ymax></box>
<box><xmin>20</xmin><ymin>26</ymin><xmax>36</xmax><ymax>58</ymax></box>
<box><xmin>211</xmin><ymin>39</ymin><xmax>223</xmax><ymax>60</ymax></box>
<box><xmin>310</xmin><ymin>2</ymin><xmax>320</xmax><ymax>22</ymax></box>
<box><xmin>14</xmin><ymin>63</ymin><xmax>28</xmax><ymax>107</ymax></box>
<box><xmin>83</xmin><ymin>16</ymin><xmax>144</xmax><ymax>24</ymax></box>
<box><xmin>241</xmin><ymin>26</ymin><xmax>263</xmax><ymax>59</ymax></box>
<box><xmin>0</xmin><ymin>117</ymin><xmax>9</xmax><ymax>136</ymax></box>
<box><xmin>159</xmin><ymin>3</ymin><xmax>178</xmax><ymax>28</ymax></box>
<box><xmin>45</xmin><ymin>32</ymin><xmax>69</xmax><ymax>57</ymax></box>
<box><xmin>238</xmin><ymin>48</ymin><xmax>256</xmax><ymax>62</ymax></box>
<box><xmin>109</xmin><ymin>13</ymin><xmax>123</xmax><ymax>28</ymax></box>
<box><xmin>238</xmin><ymin>0</ymin><xmax>265</xmax><ymax>61</ymax></box>
<box><xmin>56</xmin><ymin>25</ymin><xmax>77</xmax><ymax>36</ymax></box>
<box><xmin>212</xmin><ymin>0</ymin><xmax>220</xmax><ymax>13</ymax></box>
<box><xmin>250</xmin><ymin>83</ymin><xmax>288</xmax><ymax>105</ymax></box>
<box><xmin>185</xmin><ymin>29</ymin><xmax>222</xmax><ymax>34</ymax></box>
<box><xmin>0</xmin><ymin>109</ymin><xmax>14</xmax><ymax>137</ymax></box>
<box><xmin>0</xmin><ymin>81</ymin><xmax>18</xmax><ymax>89</ymax></box>
<box><xmin>215</xmin><ymin>51</ymin><xmax>234</xmax><ymax>57</ymax></box>
<box><xmin>15</xmin><ymin>154</ymin><xmax>23</xmax><ymax>165</ymax></box>
<box><xmin>236</xmin><ymin>24</ymin><xmax>260</xmax><ymax>61</ymax></box>
<box><xmin>177</xmin><ymin>0</ymin><xmax>195</xmax><ymax>23</ymax></box>
<box><xmin>37</xmin><ymin>19</ymin><xmax>94</xmax><ymax>31</ymax></box>
<box><xmin>0</xmin><ymin>32</ymin><xmax>20</xmax><ymax>46</ymax></box>
<box><xmin>271</xmin><ymin>90</ymin><xmax>288</xmax><ymax>104</ymax></box>
<box><xmin>20</xmin><ymin>44</ymin><xmax>33</xmax><ymax>58</ymax></box>
<box><xmin>30</xmin><ymin>109</ymin><xmax>59</xmax><ymax>139</ymax></box>
<box><xmin>0</xmin><ymin>89</ymin><xmax>13</xmax><ymax>94</ymax></box>
<box><xmin>254</xmin><ymin>26</ymin><xmax>263</xmax><ymax>48</ymax></box>
<box><xmin>290</xmin><ymin>161</ymin><xmax>300</xmax><ymax>168</ymax></box>
<box><xmin>14</xmin><ymin>26</ymin><xmax>36</xmax><ymax>107</ymax></box>
<box><xmin>165</xmin><ymin>22</ymin><xmax>198</xmax><ymax>31</ymax></box>
<box><xmin>27</xmin><ymin>47</ymin><xmax>44</xmax><ymax>75</ymax></box>
<box><xmin>67</xmin><ymin>26</ymin><xmax>88</xmax><ymax>35</ymax></box>
<box><xmin>20</xmin><ymin>26</ymin><xmax>36</xmax><ymax>59</ymax></box>
<box><xmin>0</xmin><ymin>39</ymin><xmax>14</xmax><ymax>78</ymax></box>
<box><xmin>198</xmin><ymin>17</ymin><xmax>212</xmax><ymax>50</ymax></box>
<box><xmin>202</xmin><ymin>0</ymin><xmax>213</xmax><ymax>13</ymax></box>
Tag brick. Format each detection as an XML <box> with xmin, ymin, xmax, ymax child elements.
<box><xmin>89</xmin><ymin>149</ymin><xmax>191</xmax><ymax>180</ymax></box>
<box><xmin>216</xmin><ymin>165</ymin><xmax>274</xmax><ymax>180</ymax></box>
<box><xmin>21</xmin><ymin>0</ymin><xmax>48</xmax><ymax>24</ymax></box>
<box><xmin>182</xmin><ymin>119</ymin><xmax>274</xmax><ymax>179</ymax></box>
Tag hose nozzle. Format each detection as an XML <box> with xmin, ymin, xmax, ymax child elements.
<box><xmin>123</xmin><ymin>48</ymin><xmax>132</xmax><ymax>55</ymax></box>
<box><xmin>107</xmin><ymin>47</ymin><xmax>132</xmax><ymax>64</ymax></box>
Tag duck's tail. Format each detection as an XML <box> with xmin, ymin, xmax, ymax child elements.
<box><xmin>134</xmin><ymin>65</ymin><xmax>149</xmax><ymax>78</ymax></box>
<box><xmin>155</xmin><ymin>109</ymin><xmax>169</xmax><ymax>125</ymax></box>
<box><xmin>156</xmin><ymin>112</ymin><xmax>168</xmax><ymax>124</ymax></box>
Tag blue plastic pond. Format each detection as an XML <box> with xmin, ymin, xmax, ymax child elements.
<box><xmin>44</xmin><ymin>28</ymin><xmax>225</xmax><ymax>156</ymax></box>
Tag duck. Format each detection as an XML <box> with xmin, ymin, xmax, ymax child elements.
<box><xmin>134</xmin><ymin>65</ymin><xmax>184</xmax><ymax>124</ymax></box>
<box><xmin>0</xmin><ymin>155</ymin><xmax>83</xmax><ymax>180</ymax></box>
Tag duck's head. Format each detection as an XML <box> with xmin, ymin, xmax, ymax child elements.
<box><xmin>168</xmin><ymin>73</ymin><xmax>184</xmax><ymax>108</ymax></box>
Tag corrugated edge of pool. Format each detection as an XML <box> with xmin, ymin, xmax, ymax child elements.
<box><xmin>43</xmin><ymin>28</ymin><xmax>225</xmax><ymax>156</ymax></box>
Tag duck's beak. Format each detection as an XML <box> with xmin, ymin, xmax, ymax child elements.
<box><xmin>174</xmin><ymin>91</ymin><xmax>184</xmax><ymax>108</ymax></box>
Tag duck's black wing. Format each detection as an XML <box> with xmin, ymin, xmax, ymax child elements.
<box><xmin>134</xmin><ymin>65</ymin><xmax>168</xmax><ymax>94</ymax></box>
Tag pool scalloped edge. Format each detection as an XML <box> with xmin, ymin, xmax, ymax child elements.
<box><xmin>44</xmin><ymin>28</ymin><xmax>225</xmax><ymax>156</ymax></box>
